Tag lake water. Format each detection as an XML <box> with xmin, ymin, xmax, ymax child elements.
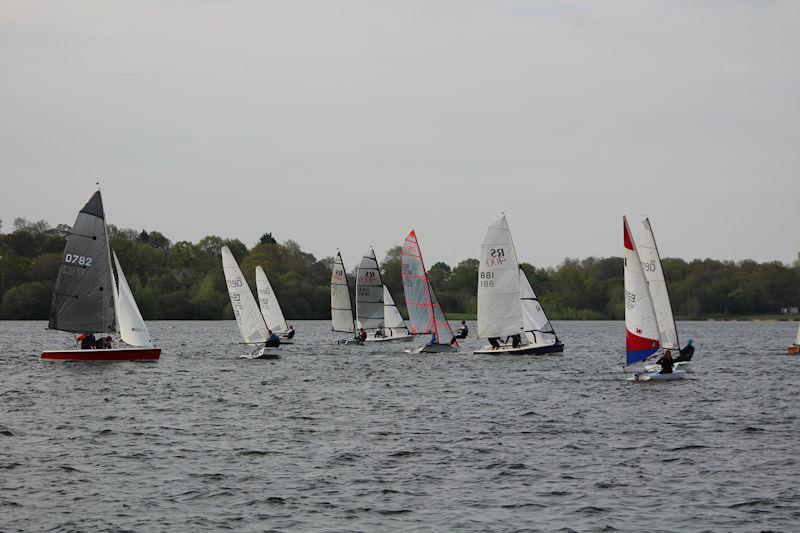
<box><xmin>1</xmin><ymin>320</ymin><xmax>798</xmax><ymax>531</ymax></box>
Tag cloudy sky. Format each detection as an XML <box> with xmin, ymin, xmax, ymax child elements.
<box><xmin>1</xmin><ymin>1</ymin><xmax>798</xmax><ymax>268</ymax></box>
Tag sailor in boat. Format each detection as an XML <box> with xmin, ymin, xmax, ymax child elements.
<box><xmin>356</xmin><ymin>328</ymin><xmax>367</xmax><ymax>343</ymax></box>
<box><xmin>94</xmin><ymin>336</ymin><xmax>112</xmax><ymax>349</ymax></box>
<box><xmin>454</xmin><ymin>321</ymin><xmax>469</xmax><ymax>339</ymax></box>
<box><xmin>374</xmin><ymin>323</ymin><xmax>387</xmax><ymax>338</ymax></box>
<box><xmin>655</xmin><ymin>350</ymin><xmax>674</xmax><ymax>374</ymax></box>
<box><xmin>675</xmin><ymin>339</ymin><xmax>694</xmax><ymax>362</ymax></box>
<box><xmin>265</xmin><ymin>330</ymin><xmax>281</xmax><ymax>348</ymax></box>
<box><xmin>283</xmin><ymin>325</ymin><xmax>296</xmax><ymax>339</ymax></box>
<box><xmin>510</xmin><ymin>334</ymin><xmax>522</xmax><ymax>348</ymax></box>
<box><xmin>78</xmin><ymin>332</ymin><xmax>96</xmax><ymax>349</ymax></box>
<box><xmin>488</xmin><ymin>337</ymin><xmax>501</xmax><ymax>350</ymax></box>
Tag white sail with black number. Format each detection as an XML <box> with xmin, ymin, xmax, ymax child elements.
<box><xmin>519</xmin><ymin>268</ymin><xmax>558</xmax><ymax>346</ymax></box>
<box><xmin>638</xmin><ymin>218</ymin><xmax>679</xmax><ymax>350</ymax></box>
<box><xmin>477</xmin><ymin>215</ymin><xmax>524</xmax><ymax>339</ymax></box>
<box><xmin>221</xmin><ymin>246</ymin><xmax>269</xmax><ymax>344</ymax></box>
<box><xmin>356</xmin><ymin>248</ymin><xmax>384</xmax><ymax>332</ymax></box>
<box><xmin>256</xmin><ymin>266</ymin><xmax>288</xmax><ymax>334</ymax></box>
<box><xmin>113</xmin><ymin>252</ymin><xmax>154</xmax><ymax>347</ymax></box>
<box><xmin>331</xmin><ymin>252</ymin><xmax>355</xmax><ymax>333</ymax></box>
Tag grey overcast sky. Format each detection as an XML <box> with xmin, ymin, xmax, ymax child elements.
<box><xmin>1</xmin><ymin>1</ymin><xmax>798</xmax><ymax>268</ymax></box>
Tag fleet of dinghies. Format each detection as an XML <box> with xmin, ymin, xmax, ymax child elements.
<box><xmin>41</xmin><ymin>190</ymin><xmax>716</xmax><ymax>383</ymax></box>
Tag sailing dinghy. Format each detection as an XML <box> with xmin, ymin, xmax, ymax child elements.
<box><xmin>41</xmin><ymin>190</ymin><xmax>160</xmax><ymax>361</ymax></box>
<box><xmin>638</xmin><ymin>218</ymin><xmax>692</xmax><ymax>373</ymax></box>
<box><xmin>623</xmin><ymin>217</ymin><xmax>685</xmax><ymax>382</ymax></box>
<box><xmin>255</xmin><ymin>266</ymin><xmax>293</xmax><ymax>344</ymax></box>
<box><xmin>401</xmin><ymin>230</ymin><xmax>458</xmax><ymax>353</ymax></box>
<box><xmin>330</xmin><ymin>251</ymin><xmax>361</xmax><ymax>344</ymax></box>
<box><xmin>222</xmin><ymin>246</ymin><xmax>278</xmax><ymax>359</ymax></box>
<box><xmin>788</xmin><ymin>322</ymin><xmax>800</xmax><ymax>354</ymax></box>
<box><xmin>474</xmin><ymin>215</ymin><xmax>564</xmax><ymax>355</ymax></box>
<box><xmin>355</xmin><ymin>248</ymin><xmax>412</xmax><ymax>343</ymax></box>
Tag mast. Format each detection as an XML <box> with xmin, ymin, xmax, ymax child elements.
<box><xmin>99</xmin><ymin>183</ymin><xmax>119</xmax><ymax>335</ymax></box>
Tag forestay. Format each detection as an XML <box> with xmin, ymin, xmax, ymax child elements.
<box><xmin>221</xmin><ymin>246</ymin><xmax>269</xmax><ymax>344</ymax></box>
<box><xmin>400</xmin><ymin>230</ymin><xmax>454</xmax><ymax>344</ymax></box>
<box><xmin>330</xmin><ymin>252</ymin><xmax>355</xmax><ymax>333</ymax></box>
<box><xmin>624</xmin><ymin>217</ymin><xmax>661</xmax><ymax>365</ymax></box>
<box><xmin>519</xmin><ymin>268</ymin><xmax>558</xmax><ymax>346</ymax></box>
<box><xmin>477</xmin><ymin>215</ymin><xmax>524</xmax><ymax>339</ymax></box>
<box><xmin>256</xmin><ymin>266</ymin><xmax>288</xmax><ymax>334</ymax></box>
<box><xmin>48</xmin><ymin>190</ymin><xmax>116</xmax><ymax>334</ymax></box>
<box><xmin>113</xmin><ymin>252</ymin><xmax>154</xmax><ymax>347</ymax></box>
<box><xmin>639</xmin><ymin>218</ymin><xmax>679</xmax><ymax>350</ymax></box>
<box><xmin>356</xmin><ymin>249</ymin><xmax>384</xmax><ymax>331</ymax></box>
<box><xmin>383</xmin><ymin>285</ymin><xmax>409</xmax><ymax>335</ymax></box>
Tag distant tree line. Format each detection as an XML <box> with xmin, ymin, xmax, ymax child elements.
<box><xmin>1</xmin><ymin>217</ymin><xmax>799</xmax><ymax>321</ymax></box>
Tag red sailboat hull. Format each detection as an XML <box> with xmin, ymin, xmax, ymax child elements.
<box><xmin>41</xmin><ymin>347</ymin><xmax>161</xmax><ymax>362</ymax></box>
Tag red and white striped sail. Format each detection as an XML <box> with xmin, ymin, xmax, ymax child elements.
<box><xmin>624</xmin><ymin>216</ymin><xmax>660</xmax><ymax>365</ymax></box>
<box><xmin>401</xmin><ymin>230</ymin><xmax>455</xmax><ymax>344</ymax></box>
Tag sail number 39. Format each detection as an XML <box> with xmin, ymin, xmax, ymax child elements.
<box><xmin>65</xmin><ymin>253</ymin><xmax>93</xmax><ymax>267</ymax></box>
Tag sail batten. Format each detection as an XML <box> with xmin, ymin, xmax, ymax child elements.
<box><xmin>331</xmin><ymin>252</ymin><xmax>355</xmax><ymax>333</ymax></box>
<box><xmin>624</xmin><ymin>217</ymin><xmax>661</xmax><ymax>365</ymax></box>
<box><xmin>48</xmin><ymin>190</ymin><xmax>116</xmax><ymax>334</ymax></box>
<box><xmin>222</xmin><ymin>246</ymin><xmax>269</xmax><ymax>344</ymax></box>
<box><xmin>639</xmin><ymin>218</ymin><xmax>679</xmax><ymax>350</ymax></box>
<box><xmin>256</xmin><ymin>266</ymin><xmax>288</xmax><ymax>333</ymax></box>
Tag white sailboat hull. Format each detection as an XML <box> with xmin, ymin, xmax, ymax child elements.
<box><xmin>645</xmin><ymin>361</ymin><xmax>692</xmax><ymax>373</ymax></box>
<box><xmin>628</xmin><ymin>370</ymin><xmax>687</xmax><ymax>382</ymax></box>
<box><xmin>365</xmin><ymin>333</ymin><xmax>413</xmax><ymax>343</ymax></box>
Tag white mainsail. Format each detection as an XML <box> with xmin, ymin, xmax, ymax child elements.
<box><xmin>356</xmin><ymin>248</ymin><xmax>384</xmax><ymax>331</ymax></box>
<box><xmin>624</xmin><ymin>216</ymin><xmax>661</xmax><ymax>366</ymax></box>
<box><xmin>331</xmin><ymin>251</ymin><xmax>355</xmax><ymax>333</ymax></box>
<box><xmin>255</xmin><ymin>266</ymin><xmax>288</xmax><ymax>334</ymax></box>
<box><xmin>639</xmin><ymin>218</ymin><xmax>679</xmax><ymax>350</ymax></box>
<box><xmin>477</xmin><ymin>215</ymin><xmax>524</xmax><ymax>339</ymax></box>
<box><xmin>519</xmin><ymin>268</ymin><xmax>558</xmax><ymax>346</ymax></box>
<box><xmin>383</xmin><ymin>285</ymin><xmax>409</xmax><ymax>336</ymax></box>
<box><xmin>112</xmin><ymin>252</ymin><xmax>154</xmax><ymax>348</ymax></box>
<box><xmin>221</xmin><ymin>246</ymin><xmax>269</xmax><ymax>344</ymax></box>
<box><xmin>796</xmin><ymin>322</ymin><xmax>800</xmax><ymax>345</ymax></box>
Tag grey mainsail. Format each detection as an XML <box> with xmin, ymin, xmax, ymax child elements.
<box><xmin>355</xmin><ymin>248</ymin><xmax>384</xmax><ymax>331</ymax></box>
<box><xmin>48</xmin><ymin>191</ymin><xmax>116</xmax><ymax>334</ymax></box>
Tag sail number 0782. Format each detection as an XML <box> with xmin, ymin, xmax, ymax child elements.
<box><xmin>65</xmin><ymin>253</ymin><xmax>93</xmax><ymax>267</ymax></box>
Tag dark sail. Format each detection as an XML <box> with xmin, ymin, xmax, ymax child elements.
<box><xmin>48</xmin><ymin>191</ymin><xmax>116</xmax><ymax>333</ymax></box>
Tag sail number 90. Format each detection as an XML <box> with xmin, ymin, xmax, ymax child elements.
<box><xmin>480</xmin><ymin>271</ymin><xmax>495</xmax><ymax>287</ymax></box>
<box><xmin>65</xmin><ymin>253</ymin><xmax>93</xmax><ymax>267</ymax></box>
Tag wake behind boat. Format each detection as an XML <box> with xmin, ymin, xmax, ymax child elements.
<box><xmin>41</xmin><ymin>189</ymin><xmax>160</xmax><ymax>362</ymax></box>
<box><xmin>222</xmin><ymin>246</ymin><xmax>280</xmax><ymax>359</ymax></box>
<box><xmin>474</xmin><ymin>215</ymin><xmax>564</xmax><ymax>356</ymax></box>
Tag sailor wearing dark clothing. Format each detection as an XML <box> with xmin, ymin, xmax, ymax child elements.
<box><xmin>455</xmin><ymin>321</ymin><xmax>469</xmax><ymax>339</ymax></box>
<box><xmin>511</xmin><ymin>334</ymin><xmax>522</xmax><ymax>348</ymax></box>
<box><xmin>676</xmin><ymin>339</ymin><xmax>694</xmax><ymax>362</ymax></box>
<box><xmin>488</xmin><ymin>337</ymin><xmax>501</xmax><ymax>349</ymax></box>
<box><xmin>265</xmin><ymin>330</ymin><xmax>281</xmax><ymax>348</ymax></box>
<box><xmin>79</xmin><ymin>332</ymin><xmax>95</xmax><ymax>349</ymax></box>
<box><xmin>283</xmin><ymin>325</ymin><xmax>296</xmax><ymax>339</ymax></box>
<box><xmin>357</xmin><ymin>328</ymin><xmax>367</xmax><ymax>342</ymax></box>
<box><xmin>656</xmin><ymin>350</ymin><xmax>674</xmax><ymax>374</ymax></box>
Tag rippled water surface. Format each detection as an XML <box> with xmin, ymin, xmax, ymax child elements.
<box><xmin>2</xmin><ymin>320</ymin><xmax>799</xmax><ymax>531</ymax></box>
